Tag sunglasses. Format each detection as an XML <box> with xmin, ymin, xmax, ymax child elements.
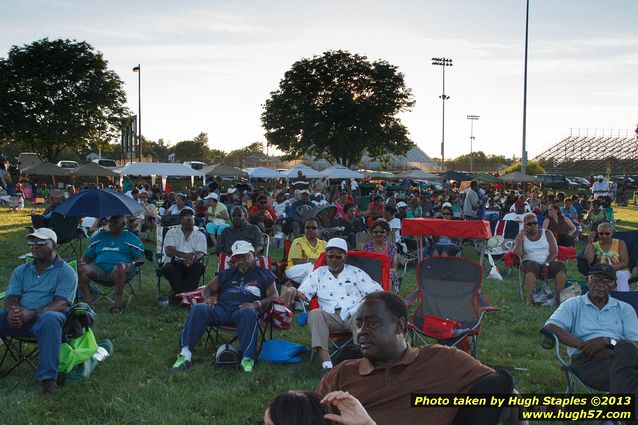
<box><xmin>598</xmin><ymin>232</ymin><xmax>611</xmax><ymax>236</ymax></box>
<box><xmin>259</xmin><ymin>201</ymin><xmax>267</xmax><ymax>205</ymax></box>
<box><xmin>305</xmin><ymin>226</ymin><xmax>318</xmax><ymax>230</ymax></box>
<box><xmin>326</xmin><ymin>255</ymin><xmax>345</xmax><ymax>260</ymax></box>
<box><xmin>27</xmin><ymin>240</ymin><xmax>49</xmax><ymax>246</ymax></box>
<box><xmin>525</xmin><ymin>222</ymin><xmax>538</xmax><ymax>226</ymax></box>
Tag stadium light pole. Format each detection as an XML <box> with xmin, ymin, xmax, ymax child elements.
<box><xmin>521</xmin><ymin>0</ymin><xmax>529</xmax><ymax>175</ymax></box>
<box><xmin>467</xmin><ymin>115</ymin><xmax>480</xmax><ymax>173</ymax></box>
<box><xmin>132</xmin><ymin>64</ymin><xmax>142</xmax><ymax>162</ymax></box>
<box><xmin>432</xmin><ymin>57</ymin><xmax>453</xmax><ymax>172</ymax></box>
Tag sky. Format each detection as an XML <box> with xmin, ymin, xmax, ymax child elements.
<box><xmin>2</xmin><ymin>0</ymin><xmax>637</xmax><ymax>162</ymax></box>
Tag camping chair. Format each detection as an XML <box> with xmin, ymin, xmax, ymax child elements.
<box><xmin>308</xmin><ymin>250</ymin><xmax>391</xmax><ymax>363</ymax></box>
<box><xmin>404</xmin><ymin>256</ymin><xmax>499</xmax><ymax>358</ymax></box>
<box><xmin>0</xmin><ymin>261</ymin><xmax>78</xmax><ymax>378</ymax></box>
<box><xmin>451</xmin><ymin>369</ymin><xmax>514</xmax><ymax>425</ymax></box>
<box><xmin>90</xmin><ymin>261</ymin><xmax>144</xmax><ymax>310</ymax></box>
<box><xmin>483</xmin><ymin>220</ymin><xmax>519</xmax><ymax>277</ymax></box>
<box><xmin>46</xmin><ymin>213</ymin><xmax>87</xmax><ymax>260</ymax></box>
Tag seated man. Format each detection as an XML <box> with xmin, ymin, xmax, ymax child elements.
<box><xmin>512</xmin><ymin>213</ymin><xmax>566</xmax><ymax>306</ymax></box>
<box><xmin>165</xmin><ymin>193</ymin><xmax>189</xmax><ymax>216</ymax></box>
<box><xmin>285</xmin><ymin>217</ymin><xmax>327</xmax><ymax>285</ymax></box>
<box><xmin>169</xmin><ymin>241</ymin><xmax>278</xmax><ymax>374</ymax></box>
<box><xmin>545</xmin><ymin>264</ymin><xmax>638</xmax><ymax>396</ymax></box>
<box><xmin>283</xmin><ymin>238</ymin><xmax>383</xmax><ymax>373</ymax></box>
<box><xmin>215</xmin><ymin>206</ymin><xmax>264</xmax><ymax>257</ymax></box>
<box><xmin>0</xmin><ymin>228</ymin><xmax>77</xmax><ymax>394</ymax></box>
<box><xmin>31</xmin><ymin>188</ymin><xmax>64</xmax><ymax>229</ymax></box>
<box><xmin>78</xmin><ymin>215</ymin><xmax>145</xmax><ymax>313</ymax></box>
<box><xmin>317</xmin><ymin>292</ymin><xmax>518</xmax><ymax>425</ymax></box>
<box><xmin>161</xmin><ymin>208</ymin><xmax>207</xmax><ymax>299</ymax></box>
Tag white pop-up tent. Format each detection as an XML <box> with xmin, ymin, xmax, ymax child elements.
<box><xmin>246</xmin><ymin>167</ymin><xmax>284</xmax><ymax>179</ymax></box>
<box><xmin>281</xmin><ymin>164</ymin><xmax>323</xmax><ymax>179</ymax></box>
<box><xmin>320</xmin><ymin>165</ymin><xmax>364</xmax><ymax>180</ymax></box>
<box><xmin>115</xmin><ymin>162</ymin><xmax>204</xmax><ymax>188</ymax></box>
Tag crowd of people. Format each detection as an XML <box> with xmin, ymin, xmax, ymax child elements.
<box><xmin>1</xmin><ymin>171</ymin><xmax>637</xmax><ymax>425</ymax></box>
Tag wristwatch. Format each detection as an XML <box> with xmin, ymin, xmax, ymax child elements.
<box><xmin>608</xmin><ymin>338</ymin><xmax>618</xmax><ymax>349</ymax></box>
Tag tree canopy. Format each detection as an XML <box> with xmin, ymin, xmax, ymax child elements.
<box><xmin>502</xmin><ymin>160</ymin><xmax>545</xmax><ymax>175</ymax></box>
<box><xmin>0</xmin><ymin>38</ymin><xmax>128</xmax><ymax>162</ymax></box>
<box><xmin>261</xmin><ymin>50</ymin><xmax>415</xmax><ymax>167</ymax></box>
<box><xmin>445</xmin><ymin>151</ymin><xmax>512</xmax><ymax>172</ymax></box>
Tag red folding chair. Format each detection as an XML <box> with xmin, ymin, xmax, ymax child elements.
<box><xmin>307</xmin><ymin>250</ymin><xmax>391</xmax><ymax>363</ymax></box>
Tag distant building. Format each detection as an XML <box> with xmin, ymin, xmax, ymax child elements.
<box><xmin>305</xmin><ymin>146</ymin><xmax>436</xmax><ymax>171</ymax></box>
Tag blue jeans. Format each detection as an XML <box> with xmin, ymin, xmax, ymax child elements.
<box><xmin>0</xmin><ymin>310</ymin><xmax>66</xmax><ymax>381</ymax></box>
<box><xmin>180</xmin><ymin>304</ymin><xmax>260</xmax><ymax>360</ymax></box>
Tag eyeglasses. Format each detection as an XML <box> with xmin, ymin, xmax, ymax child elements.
<box><xmin>305</xmin><ymin>226</ymin><xmax>318</xmax><ymax>230</ymax></box>
<box><xmin>598</xmin><ymin>232</ymin><xmax>611</xmax><ymax>236</ymax></box>
<box><xmin>589</xmin><ymin>276</ymin><xmax>615</xmax><ymax>286</ymax></box>
<box><xmin>27</xmin><ymin>240</ymin><xmax>49</xmax><ymax>246</ymax></box>
<box><xmin>525</xmin><ymin>222</ymin><xmax>538</xmax><ymax>226</ymax></box>
<box><xmin>259</xmin><ymin>201</ymin><xmax>267</xmax><ymax>205</ymax></box>
<box><xmin>326</xmin><ymin>254</ymin><xmax>345</xmax><ymax>260</ymax></box>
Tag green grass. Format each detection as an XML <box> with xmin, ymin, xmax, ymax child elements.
<box><xmin>1</xmin><ymin>205</ymin><xmax>638</xmax><ymax>424</ymax></box>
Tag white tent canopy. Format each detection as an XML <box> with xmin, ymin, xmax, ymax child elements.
<box><xmin>115</xmin><ymin>162</ymin><xmax>204</xmax><ymax>188</ymax></box>
<box><xmin>320</xmin><ymin>165</ymin><xmax>364</xmax><ymax>179</ymax></box>
<box><xmin>281</xmin><ymin>164</ymin><xmax>323</xmax><ymax>179</ymax></box>
<box><xmin>115</xmin><ymin>162</ymin><xmax>204</xmax><ymax>177</ymax></box>
<box><xmin>396</xmin><ymin>169</ymin><xmax>438</xmax><ymax>179</ymax></box>
<box><xmin>246</xmin><ymin>167</ymin><xmax>284</xmax><ymax>179</ymax></box>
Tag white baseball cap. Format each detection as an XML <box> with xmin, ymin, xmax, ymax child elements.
<box><xmin>325</xmin><ymin>238</ymin><xmax>348</xmax><ymax>253</ymax></box>
<box><xmin>442</xmin><ymin>202</ymin><xmax>452</xmax><ymax>208</ymax></box>
<box><xmin>396</xmin><ymin>201</ymin><xmax>408</xmax><ymax>208</ymax></box>
<box><xmin>26</xmin><ymin>228</ymin><xmax>58</xmax><ymax>244</ymax></box>
<box><xmin>204</xmin><ymin>193</ymin><xmax>219</xmax><ymax>201</ymax></box>
<box><xmin>227</xmin><ymin>188</ymin><xmax>237</xmax><ymax>194</ymax></box>
<box><xmin>231</xmin><ymin>240</ymin><xmax>255</xmax><ymax>257</ymax></box>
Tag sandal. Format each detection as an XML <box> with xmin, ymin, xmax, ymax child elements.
<box><xmin>110</xmin><ymin>305</ymin><xmax>124</xmax><ymax>314</ymax></box>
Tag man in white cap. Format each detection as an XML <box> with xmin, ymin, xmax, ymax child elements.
<box><xmin>283</xmin><ymin>238</ymin><xmax>382</xmax><ymax>373</ymax></box>
<box><xmin>591</xmin><ymin>175</ymin><xmax>610</xmax><ymax>200</ymax></box>
<box><xmin>170</xmin><ymin>240</ymin><xmax>278</xmax><ymax>374</ymax></box>
<box><xmin>0</xmin><ymin>228</ymin><xmax>77</xmax><ymax>394</ymax></box>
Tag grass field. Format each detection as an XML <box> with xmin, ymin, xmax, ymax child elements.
<box><xmin>1</xmin><ymin>205</ymin><xmax>637</xmax><ymax>425</ymax></box>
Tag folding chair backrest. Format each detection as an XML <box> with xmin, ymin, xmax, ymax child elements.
<box><xmin>494</xmin><ymin>220</ymin><xmax>519</xmax><ymax>240</ymax></box>
<box><xmin>48</xmin><ymin>213</ymin><xmax>81</xmax><ymax>243</ymax></box>
<box><xmin>610</xmin><ymin>291</ymin><xmax>638</xmax><ymax>317</ymax></box>
<box><xmin>614</xmin><ymin>231</ymin><xmax>638</xmax><ymax>271</ymax></box>
<box><xmin>309</xmin><ymin>250</ymin><xmax>391</xmax><ymax>310</ymax></box>
<box><xmin>413</xmin><ymin>257</ymin><xmax>483</xmax><ymax>329</ymax></box>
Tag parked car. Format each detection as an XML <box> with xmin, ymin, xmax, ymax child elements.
<box><xmin>536</xmin><ymin>174</ymin><xmax>572</xmax><ymax>189</ymax></box>
<box><xmin>92</xmin><ymin>158</ymin><xmax>118</xmax><ymax>169</ymax></box>
<box><xmin>568</xmin><ymin>176</ymin><xmax>591</xmax><ymax>189</ymax></box>
<box><xmin>57</xmin><ymin>160</ymin><xmax>80</xmax><ymax>169</ymax></box>
<box><xmin>183</xmin><ymin>161</ymin><xmax>207</xmax><ymax>171</ymax></box>
<box><xmin>610</xmin><ymin>175</ymin><xmax>636</xmax><ymax>189</ymax></box>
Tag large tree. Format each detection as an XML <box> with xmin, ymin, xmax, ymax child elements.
<box><xmin>0</xmin><ymin>38</ymin><xmax>128</xmax><ymax>162</ymax></box>
<box><xmin>261</xmin><ymin>50</ymin><xmax>415</xmax><ymax>167</ymax></box>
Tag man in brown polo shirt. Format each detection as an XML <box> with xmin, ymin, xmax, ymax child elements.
<box><xmin>317</xmin><ymin>291</ymin><xmax>501</xmax><ymax>425</ymax></box>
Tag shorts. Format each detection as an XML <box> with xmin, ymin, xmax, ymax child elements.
<box><xmin>521</xmin><ymin>260</ymin><xmax>566</xmax><ymax>279</ymax></box>
<box><xmin>94</xmin><ymin>264</ymin><xmax>137</xmax><ymax>284</ymax></box>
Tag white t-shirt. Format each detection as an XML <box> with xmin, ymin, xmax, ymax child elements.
<box><xmin>389</xmin><ymin>217</ymin><xmax>401</xmax><ymax>242</ymax></box>
<box><xmin>351</xmin><ymin>180</ymin><xmax>359</xmax><ymax>191</ymax></box>
<box><xmin>162</xmin><ymin>227</ymin><xmax>207</xmax><ymax>264</ymax></box>
<box><xmin>502</xmin><ymin>212</ymin><xmax>526</xmax><ymax>232</ymax></box>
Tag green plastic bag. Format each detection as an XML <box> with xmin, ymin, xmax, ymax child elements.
<box><xmin>59</xmin><ymin>327</ymin><xmax>98</xmax><ymax>374</ymax></box>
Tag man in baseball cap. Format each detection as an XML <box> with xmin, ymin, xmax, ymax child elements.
<box><xmin>1</xmin><ymin>228</ymin><xmax>77</xmax><ymax>394</ymax></box>
<box><xmin>544</xmin><ymin>263</ymin><xmax>638</xmax><ymax>399</ymax></box>
<box><xmin>283</xmin><ymin>237</ymin><xmax>382</xmax><ymax>373</ymax></box>
<box><xmin>170</xmin><ymin>240</ymin><xmax>278</xmax><ymax>374</ymax></box>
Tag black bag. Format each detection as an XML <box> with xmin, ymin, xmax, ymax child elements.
<box><xmin>215</xmin><ymin>344</ymin><xmax>240</xmax><ymax>367</ymax></box>
<box><xmin>331</xmin><ymin>340</ymin><xmax>362</xmax><ymax>365</ymax></box>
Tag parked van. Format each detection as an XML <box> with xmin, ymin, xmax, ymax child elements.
<box><xmin>183</xmin><ymin>161</ymin><xmax>207</xmax><ymax>171</ymax></box>
<box><xmin>18</xmin><ymin>152</ymin><xmax>43</xmax><ymax>170</ymax></box>
<box><xmin>92</xmin><ymin>158</ymin><xmax>118</xmax><ymax>169</ymax></box>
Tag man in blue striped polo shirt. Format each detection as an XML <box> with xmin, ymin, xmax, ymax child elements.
<box><xmin>0</xmin><ymin>228</ymin><xmax>78</xmax><ymax>394</ymax></box>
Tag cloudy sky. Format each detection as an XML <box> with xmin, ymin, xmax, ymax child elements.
<box><xmin>2</xmin><ymin>0</ymin><xmax>637</xmax><ymax>161</ymax></box>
